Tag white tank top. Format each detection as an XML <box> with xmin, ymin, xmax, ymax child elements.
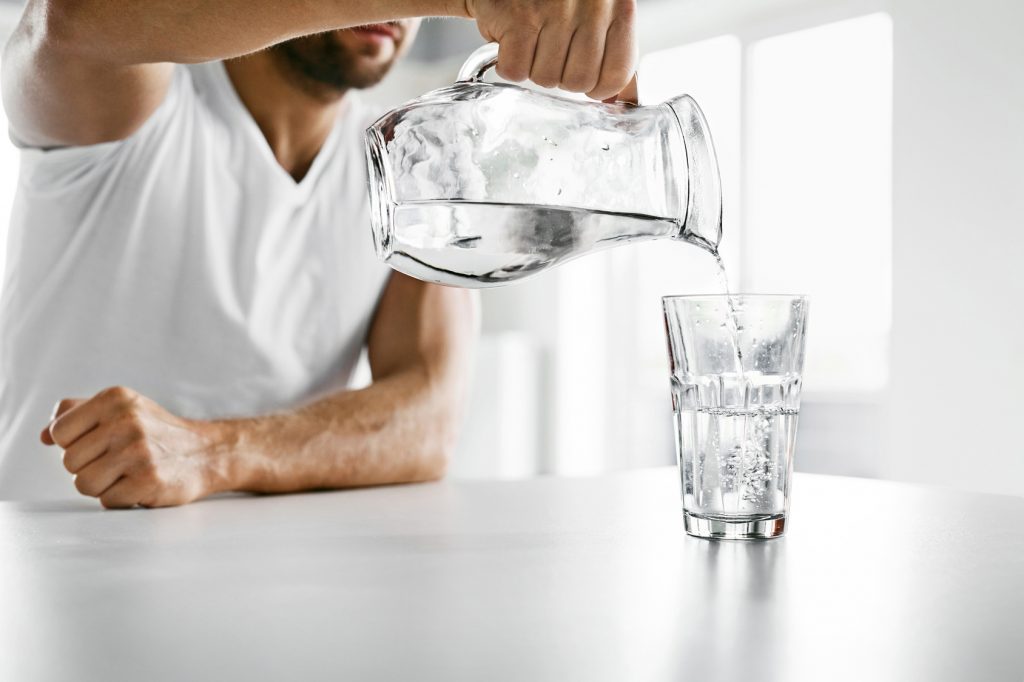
<box><xmin>0</xmin><ymin>62</ymin><xmax>392</xmax><ymax>500</ymax></box>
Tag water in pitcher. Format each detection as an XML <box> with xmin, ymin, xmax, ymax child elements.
<box><xmin>388</xmin><ymin>200</ymin><xmax>682</xmax><ymax>287</ymax></box>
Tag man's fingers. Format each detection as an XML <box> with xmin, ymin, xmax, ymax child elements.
<box><xmin>589</xmin><ymin>18</ymin><xmax>638</xmax><ymax>102</ymax></box>
<box><xmin>73</xmin><ymin>450</ymin><xmax>129</xmax><ymax>498</ymax></box>
<box><xmin>561</xmin><ymin>26</ymin><xmax>606</xmax><ymax>94</ymax></box>
<box><xmin>530</xmin><ymin>24</ymin><xmax>573</xmax><ymax>89</ymax></box>
<box><xmin>471</xmin><ymin>0</ymin><xmax>637</xmax><ymax>96</ymax></box>
<box><xmin>56</xmin><ymin>397</ymin><xmax>89</xmax><ymax>421</ymax></box>
<box><xmin>41</xmin><ymin>398</ymin><xmax>85</xmax><ymax>445</ymax></box>
<box><xmin>48</xmin><ymin>386</ymin><xmax>135</xmax><ymax>448</ymax></box>
<box><xmin>61</xmin><ymin>425</ymin><xmax>111</xmax><ymax>474</ymax></box>
<box><xmin>48</xmin><ymin>399</ymin><xmax>97</xmax><ymax>448</ymax></box>
<box><xmin>619</xmin><ymin>75</ymin><xmax>640</xmax><ymax>105</ymax></box>
<box><xmin>602</xmin><ymin>74</ymin><xmax>640</xmax><ymax>105</ymax></box>
<box><xmin>99</xmin><ymin>477</ymin><xmax>150</xmax><ymax>510</ymax></box>
<box><xmin>496</xmin><ymin>28</ymin><xmax>540</xmax><ymax>83</ymax></box>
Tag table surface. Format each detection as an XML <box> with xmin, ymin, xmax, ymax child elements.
<box><xmin>1</xmin><ymin>467</ymin><xmax>1022</xmax><ymax>682</ymax></box>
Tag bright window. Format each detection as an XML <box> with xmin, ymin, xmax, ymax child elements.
<box><xmin>746</xmin><ymin>13</ymin><xmax>893</xmax><ymax>392</ymax></box>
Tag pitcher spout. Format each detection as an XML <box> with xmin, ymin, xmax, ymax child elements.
<box><xmin>666</xmin><ymin>95</ymin><xmax>723</xmax><ymax>253</ymax></box>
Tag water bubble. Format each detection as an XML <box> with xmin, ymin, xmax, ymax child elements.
<box><xmin>513</xmin><ymin>172</ymin><xmax>520</xmax><ymax>179</ymax></box>
<box><xmin>601</xmin><ymin>143</ymin><xmax>611</xmax><ymax>151</ymax></box>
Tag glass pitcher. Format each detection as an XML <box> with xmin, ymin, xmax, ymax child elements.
<box><xmin>364</xmin><ymin>43</ymin><xmax>723</xmax><ymax>288</ymax></box>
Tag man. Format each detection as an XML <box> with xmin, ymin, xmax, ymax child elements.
<box><xmin>0</xmin><ymin>1</ymin><xmax>638</xmax><ymax>506</ymax></box>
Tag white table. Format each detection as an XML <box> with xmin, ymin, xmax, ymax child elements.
<box><xmin>1</xmin><ymin>468</ymin><xmax>1021</xmax><ymax>682</ymax></box>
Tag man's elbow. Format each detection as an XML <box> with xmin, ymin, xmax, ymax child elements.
<box><xmin>418</xmin><ymin>434</ymin><xmax>456</xmax><ymax>482</ymax></box>
<box><xmin>30</xmin><ymin>0</ymin><xmax>103</xmax><ymax>59</ymax></box>
<box><xmin>28</xmin><ymin>0</ymin><xmax>171</xmax><ymax>64</ymax></box>
<box><xmin>417</xmin><ymin>448</ymin><xmax>450</xmax><ymax>483</ymax></box>
<box><xmin>413</xmin><ymin>416</ymin><xmax>463</xmax><ymax>483</ymax></box>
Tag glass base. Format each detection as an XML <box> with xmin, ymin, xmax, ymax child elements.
<box><xmin>683</xmin><ymin>511</ymin><xmax>786</xmax><ymax>540</ymax></box>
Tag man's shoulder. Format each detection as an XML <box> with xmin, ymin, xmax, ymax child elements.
<box><xmin>10</xmin><ymin>65</ymin><xmax>202</xmax><ymax>191</ymax></box>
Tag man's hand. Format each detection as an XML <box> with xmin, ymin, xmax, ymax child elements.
<box><xmin>41</xmin><ymin>387</ymin><xmax>226</xmax><ymax>509</ymax></box>
<box><xmin>466</xmin><ymin>0</ymin><xmax>638</xmax><ymax>101</ymax></box>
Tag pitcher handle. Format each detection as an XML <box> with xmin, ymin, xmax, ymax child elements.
<box><xmin>456</xmin><ymin>43</ymin><xmax>500</xmax><ymax>83</ymax></box>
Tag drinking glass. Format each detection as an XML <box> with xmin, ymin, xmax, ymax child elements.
<box><xmin>663</xmin><ymin>295</ymin><xmax>809</xmax><ymax>539</ymax></box>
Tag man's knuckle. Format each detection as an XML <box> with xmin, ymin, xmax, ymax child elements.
<box><xmin>105</xmin><ymin>386</ymin><xmax>142</xmax><ymax>410</ymax></box>
<box><xmin>531</xmin><ymin>67</ymin><xmax>559</xmax><ymax>88</ymax></box>
<box><xmin>49</xmin><ymin>428</ymin><xmax>69</xmax><ymax>448</ymax></box>
<box><xmin>100</xmin><ymin>385</ymin><xmax>129</xmax><ymax>401</ymax></box>
<box><xmin>62</xmin><ymin>450</ymin><xmax>78</xmax><ymax>473</ymax></box>
<box><xmin>74</xmin><ymin>475</ymin><xmax>95</xmax><ymax>496</ymax></box>
<box><xmin>612</xmin><ymin>0</ymin><xmax>637</xmax><ymax>22</ymax></box>
<box><xmin>124</xmin><ymin>438</ymin><xmax>153</xmax><ymax>462</ymax></box>
<box><xmin>100</xmin><ymin>495</ymin><xmax>127</xmax><ymax>510</ymax></box>
<box><xmin>506</xmin><ymin>21</ymin><xmax>541</xmax><ymax>40</ymax></box>
<box><xmin>563</xmin><ymin>73</ymin><xmax>598</xmax><ymax>93</ymax></box>
<box><xmin>115</xmin><ymin>411</ymin><xmax>145</xmax><ymax>438</ymax></box>
<box><xmin>132</xmin><ymin>457</ymin><xmax>158</xmax><ymax>481</ymax></box>
<box><xmin>497</xmin><ymin>62</ymin><xmax>528</xmax><ymax>82</ymax></box>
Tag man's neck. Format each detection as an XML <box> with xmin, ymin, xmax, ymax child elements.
<box><xmin>224</xmin><ymin>53</ymin><xmax>347</xmax><ymax>183</ymax></box>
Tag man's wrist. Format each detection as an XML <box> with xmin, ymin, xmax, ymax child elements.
<box><xmin>195</xmin><ymin>418</ymin><xmax>251</xmax><ymax>495</ymax></box>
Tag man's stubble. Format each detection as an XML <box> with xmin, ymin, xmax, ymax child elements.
<box><xmin>270</xmin><ymin>33</ymin><xmax>393</xmax><ymax>100</ymax></box>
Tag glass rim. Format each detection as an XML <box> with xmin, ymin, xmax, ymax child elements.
<box><xmin>662</xmin><ymin>293</ymin><xmax>808</xmax><ymax>302</ymax></box>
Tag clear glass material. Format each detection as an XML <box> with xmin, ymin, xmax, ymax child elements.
<box><xmin>663</xmin><ymin>295</ymin><xmax>809</xmax><ymax>539</ymax></box>
<box><xmin>364</xmin><ymin>43</ymin><xmax>722</xmax><ymax>288</ymax></box>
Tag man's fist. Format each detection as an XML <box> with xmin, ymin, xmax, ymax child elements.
<box><xmin>41</xmin><ymin>386</ymin><xmax>225</xmax><ymax>509</ymax></box>
<box><xmin>466</xmin><ymin>0</ymin><xmax>638</xmax><ymax>101</ymax></box>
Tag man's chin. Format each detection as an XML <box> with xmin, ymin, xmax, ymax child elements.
<box><xmin>271</xmin><ymin>31</ymin><xmax>399</xmax><ymax>94</ymax></box>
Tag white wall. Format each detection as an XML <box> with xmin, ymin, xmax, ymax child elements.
<box><xmin>887</xmin><ymin>0</ymin><xmax>1024</xmax><ymax>496</ymax></box>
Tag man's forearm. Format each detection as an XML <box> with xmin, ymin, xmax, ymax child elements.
<box><xmin>43</xmin><ymin>0</ymin><xmax>469</xmax><ymax>65</ymax></box>
<box><xmin>209</xmin><ymin>366</ymin><xmax>461</xmax><ymax>495</ymax></box>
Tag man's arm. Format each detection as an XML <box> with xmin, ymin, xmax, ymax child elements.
<box><xmin>221</xmin><ymin>273</ymin><xmax>479</xmax><ymax>493</ymax></box>
<box><xmin>2</xmin><ymin>0</ymin><xmax>463</xmax><ymax>148</ymax></box>
<box><xmin>42</xmin><ymin>274</ymin><xmax>479</xmax><ymax>508</ymax></box>
<box><xmin>3</xmin><ymin>0</ymin><xmax>636</xmax><ymax>148</ymax></box>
